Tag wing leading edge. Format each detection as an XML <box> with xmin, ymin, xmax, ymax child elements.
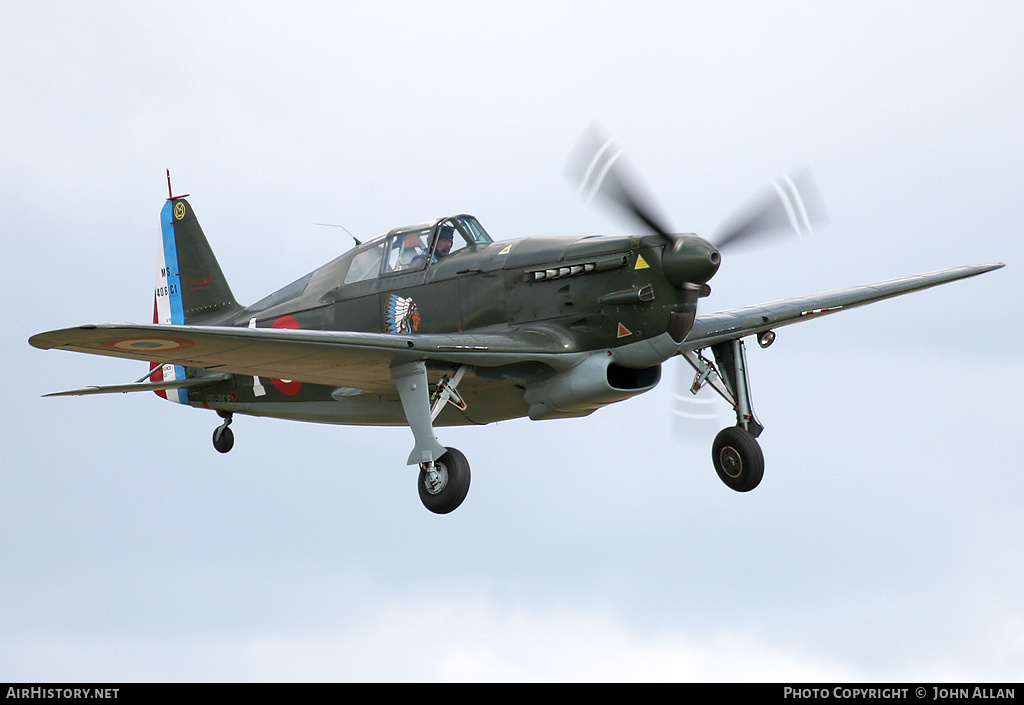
<box><xmin>28</xmin><ymin>324</ymin><xmax>582</xmax><ymax>394</ymax></box>
<box><xmin>30</xmin><ymin>263</ymin><xmax>1004</xmax><ymax>393</ymax></box>
<box><xmin>681</xmin><ymin>262</ymin><xmax>1004</xmax><ymax>352</ymax></box>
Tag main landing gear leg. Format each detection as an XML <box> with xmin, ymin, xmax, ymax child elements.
<box><xmin>686</xmin><ymin>338</ymin><xmax>765</xmax><ymax>492</ymax></box>
<box><xmin>212</xmin><ymin>411</ymin><xmax>234</xmax><ymax>454</ymax></box>
<box><xmin>391</xmin><ymin>361</ymin><xmax>471</xmax><ymax>514</ymax></box>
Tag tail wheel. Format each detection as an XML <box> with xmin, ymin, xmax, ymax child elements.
<box><xmin>418</xmin><ymin>447</ymin><xmax>471</xmax><ymax>514</ymax></box>
<box><xmin>212</xmin><ymin>425</ymin><xmax>234</xmax><ymax>454</ymax></box>
<box><xmin>712</xmin><ymin>426</ymin><xmax>764</xmax><ymax>492</ymax></box>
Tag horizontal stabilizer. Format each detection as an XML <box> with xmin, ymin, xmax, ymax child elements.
<box><xmin>43</xmin><ymin>372</ymin><xmax>231</xmax><ymax>397</ymax></box>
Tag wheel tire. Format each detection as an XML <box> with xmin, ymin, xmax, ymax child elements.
<box><xmin>418</xmin><ymin>447</ymin><xmax>471</xmax><ymax>514</ymax></box>
<box><xmin>212</xmin><ymin>426</ymin><xmax>234</xmax><ymax>454</ymax></box>
<box><xmin>712</xmin><ymin>426</ymin><xmax>764</xmax><ymax>492</ymax></box>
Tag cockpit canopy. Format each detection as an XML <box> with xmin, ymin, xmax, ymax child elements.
<box><xmin>344</xmin><ymin>215</ymin><xmax>492</xmax><ymax>285</ymax></box>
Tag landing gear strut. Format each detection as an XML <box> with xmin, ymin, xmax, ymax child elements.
<box><xmin>685</xmin><ymin>337</ymin><xmax>765</xmax><ymax>492</ymax></box>
<box><xmin>212</xmin><ymin>411</ymin><xmax>234</xmax><ymax>453</ymax></box>
<box><xmin>392</xmin><ymin>360</ymin><xmax>473</xmax><ymax>513</ymax></box>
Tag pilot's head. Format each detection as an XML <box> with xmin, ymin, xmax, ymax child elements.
<box><xmin>436</xmin><ymin>228</ymin><xmax>454</xmax><ymax>257</ymax></box>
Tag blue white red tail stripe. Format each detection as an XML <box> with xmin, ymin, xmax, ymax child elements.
<box><xmin>153</xmin><ymin>200</ymin><xmax>188</xmax><ymax>404</ymax></box>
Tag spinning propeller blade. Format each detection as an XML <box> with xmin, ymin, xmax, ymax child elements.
<box><xmin>568</xmin><ymin>127</ymin><xmax>826</xmax><ymax>254</ymax></box>
<box><xmin>671</xmin><ymin>371</ymin><xmax>727</xmax><ymax>444</ymax></box>
<box><xmin>567</xmin><ymin>128</ymin><xmax>829</xmax><ymax>444</ymax></box>
<box><xmin>567</xmin><ymin>127</ymin><xmax>678</xmax><ymax>242</ymax></box>
<box><xmin>711</xmin><ymin>170</ymin><xmax>827</xmax><ymax>251</ymax></box>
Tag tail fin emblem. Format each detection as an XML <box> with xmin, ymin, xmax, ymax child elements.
<box><xmin>173</xmin><ymin>202</ymin><xmax>186</xmax><ymax>220</ymax></box>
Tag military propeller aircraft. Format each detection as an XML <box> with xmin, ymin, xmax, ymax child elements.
<box><xmin>30</xmin><ymin>137</ymin><xmax>1003</xmax><ymax>513</ymax></box>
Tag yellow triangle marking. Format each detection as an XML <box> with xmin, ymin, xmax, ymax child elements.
<box><xmin>634</xmin><ymin>254</ymin><xmax>650</xmax><ymax>270</ymax></box>
<box><xmin>499</xmin><ymin>244</ymin><xmax>511</xmax><ymax>255</ymax></box>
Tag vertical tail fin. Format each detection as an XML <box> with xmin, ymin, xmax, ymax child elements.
<box><xmin>156</xmin><ymin>197</ymin><xmax>240</xmax><ymax>325</ymax></box>
<box><xmin>152</xmin><ymin>190</ymin><xmax>240</xmax><ymax>402</ymax></box>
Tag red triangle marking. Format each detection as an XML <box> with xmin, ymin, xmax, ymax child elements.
<box><xmin>616</xmin><ymin>322</ymin><xmax>632</xmax><ymax>338</ymax></box>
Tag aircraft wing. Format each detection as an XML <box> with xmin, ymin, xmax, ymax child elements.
<box><xmin>30</xmin><ymin>263</ymin><xmax>1004</xmax><ymax>393</ymax></box>
<box><xmin>29</xmin><ymin>323</ymin><xmax>579</xmax><ymax>394</ymax></box>
<box><xmin>681</xmin><ymin>262</ymin><xmax>1004</xmax><ymax>351</ymax></box>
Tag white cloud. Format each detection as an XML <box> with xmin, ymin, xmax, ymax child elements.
<box><xmin>2</xmin><ymin>595</ymin><xmax>864</xmax><ymax>682</ymax></box>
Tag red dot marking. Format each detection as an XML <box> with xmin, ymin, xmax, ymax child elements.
<box><xmin>270</xmin><ymin>316</ymin><xmax>303</xmax><ymax>395</ymax></box>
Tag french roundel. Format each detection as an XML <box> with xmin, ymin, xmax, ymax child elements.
<box><xmin>99</xmin><ymin>336</ymin><xmax>195</xmax><ymax>352</ymax></box>
<box><xmin>270</xmin><ymin>315</ymin><xmax>303</xmax><ymax>395</ymax></box>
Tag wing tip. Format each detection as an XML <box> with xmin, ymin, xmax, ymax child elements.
<box><xmin>964</xmin><ymin>262</ymin><xmax>1005</xmax><ymax>277</ymax></box>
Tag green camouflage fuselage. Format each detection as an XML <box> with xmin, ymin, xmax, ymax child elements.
<box><xmin>165</xmin><ymin>199</ymin><xmax>718</xmax><ymax>426</ymax></box>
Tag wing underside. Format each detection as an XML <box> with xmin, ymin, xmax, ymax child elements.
<box><xmin>28</xmin><ymin>324</ymin><xmax>580</xmax><ymax>394</ymax></box>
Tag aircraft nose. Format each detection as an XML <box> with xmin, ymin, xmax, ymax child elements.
<box><xmin>661</xmin><ymin>236</ymin><xmax>721</xmax><ymax>288</ymax></box>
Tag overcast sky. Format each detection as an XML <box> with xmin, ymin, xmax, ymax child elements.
<box><xmin>2</xmin><ymin>1</ymin><xmax>1022</xmax><ymax>682</ymax></box>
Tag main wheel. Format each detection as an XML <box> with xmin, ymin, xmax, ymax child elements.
<box><xmin>212</xmin><ymin>425</ymin><xmax>234</xmax><ymax>454</ymax></box>
<box><xmin>418</xmin><ymin>447</ymin><xmax>471</xmax><ymax>514</ymax></box>
<box><xmin>712</xmin><ymin>426</ymin><xmax>764</xmax><ymax>492</ymax></box>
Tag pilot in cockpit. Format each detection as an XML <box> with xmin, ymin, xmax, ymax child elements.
<box><xmin>433</xmin><ymin>226</ymin><xmax>455</xmax><ymax>261</ymax></box>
